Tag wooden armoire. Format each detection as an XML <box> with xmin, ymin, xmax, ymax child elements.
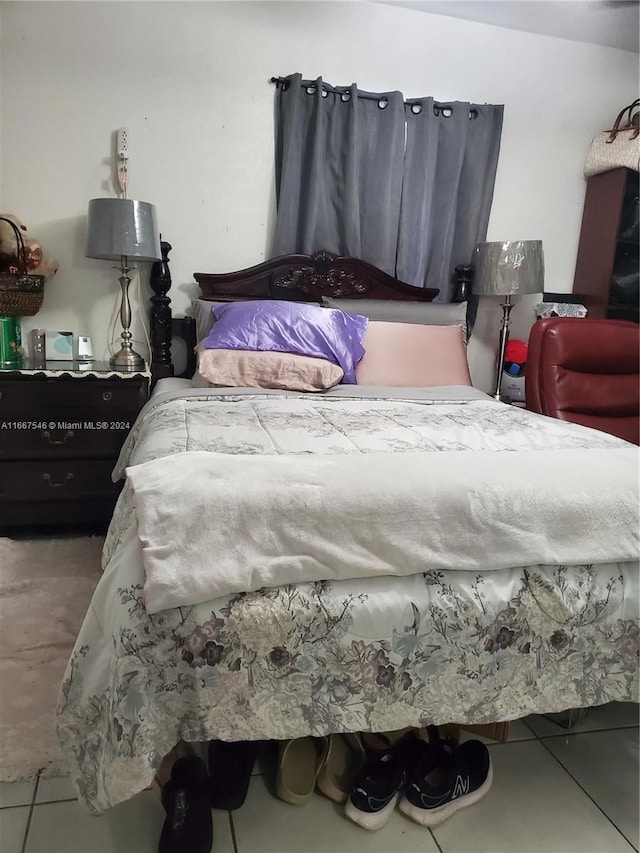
<box><xmin>573</xmin><ymin>167</ymin><xmax>639</xmax><ymax>323</ymax></box>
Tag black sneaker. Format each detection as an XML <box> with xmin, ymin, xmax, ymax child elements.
<box><xmin>399</xmin><ymin>739</ymin><xmax>492</xmax><ymax>827</ymax></box>
<box><xmin>345</xmin><ymin>738</ymin><xmax>445</xmax><ymax>831</ymax></box>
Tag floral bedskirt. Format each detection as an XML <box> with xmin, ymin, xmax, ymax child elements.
<box><xmin>57</xmin><ymin>543</ymin><xmax>638</xmax><ymax>814</ymax></box>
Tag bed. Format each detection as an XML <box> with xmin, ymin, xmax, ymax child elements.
<box><xmin>56</xmin><ymin>249</ymin><xmax>639</xmax><ymax>815</ymax></box>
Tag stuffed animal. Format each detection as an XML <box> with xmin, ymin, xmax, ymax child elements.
<box><xmin>28</xmin><ymin>251</ymin><xmax>59</xmax><ymax>280</ymax></box>
<box><xmin>0</xmin><ymin>213</ymin><xmax>58</xmax><ymax>280</ymax></box>
<box><xmin>0</xmin><ymin>213</ymin><xmax>27</xmax><ymax>256</ymax></box>
<box><xmin>19</xmin><ymin>239</ymin><xmax>59</xmax><ymax>279</ymax></box>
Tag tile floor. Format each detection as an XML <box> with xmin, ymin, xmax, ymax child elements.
<box><xmin>0</xmin><ymin>703</ymin><xmax>637</xmax><ymax>853</ymax></box>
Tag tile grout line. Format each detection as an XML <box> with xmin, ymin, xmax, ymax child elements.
<box><xmin>537</xmin><ymin>733</ymin><xmax>638</xmax><ymax>852</ymax></box>
<box><xmin>529</xmin><ymin>715</ymin><xmax>637</xmax><ymax>850</ymax></box>
<box><xmin>228</xmin><ymin>809</ymin><xmax>239</xmax><ymax>853</ymax></box>
<box><xmin>0</xmin><ymin>798</ymin><xmax>76</xmax><ymax>811</ymax></box>
<box><xmin>527</xmin><ymin>723</ymin><xmax>638</xmax><ymax>740</ymax></box>
<box><xmin>20</xmin><ymin>772</ymin><xmax>40</xmax><ymax>853</ymax></box>
<box><xmin>0</xmin><ymin>803</ymin><xmax>36</xmax><ymax>812</ymax></box>
<box><xmin>428</xmin><ymin>826</ymin><xmax>445</xmax><ymax>853</ymax></box>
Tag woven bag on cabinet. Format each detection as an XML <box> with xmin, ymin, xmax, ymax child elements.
<box><xmin>0</xmin><ymin>216</ymin><xmax>45</xmax><ymax>317</ymax></box>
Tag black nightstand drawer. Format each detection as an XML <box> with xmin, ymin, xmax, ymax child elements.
<box><xmin>0</xmin><ymin>459</ymin><xmax>121</xmax><ymax>502</ymax></box>
<box><xmin>0</xmin><ymin>379</ymin><xmax>147</xmax><ymax>415</ymax></box>
<box><xmin>0</xmin><ymin>363</ymin><xmax>149</xmax><ymax>530</ymax></box>
<box><xmin>0</xmin><ymin>422</ymin><xmax>133</xmax><ymax>460</ymax></box>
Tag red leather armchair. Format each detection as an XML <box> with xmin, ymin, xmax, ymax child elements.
<box><xmin>526</xmin><ymin>317</ymin><xmax>639</xmax><ymax>445</ymax></box>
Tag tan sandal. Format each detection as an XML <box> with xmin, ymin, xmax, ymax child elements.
<box><xmin>276</xmin><ymin>737</ymin><xmax>328</xmax><ymax>805</ymax></box>
<box><xmin>316</xmin><ymin>733</ymin><xmax>366</xmax><ymax>803</ymax></box>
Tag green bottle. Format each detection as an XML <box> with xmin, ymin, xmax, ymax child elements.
<box><xmin>0</xmin><ymin>316</ymin><xmax>23</xmax><ymax>366</ymax></box>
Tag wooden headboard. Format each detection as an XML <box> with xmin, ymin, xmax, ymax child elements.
<box><xmin>195</xmin><ymin>249</ymin><xmax>439</xmax><ymax>303</ymax></box>
<box><xmin>149</xmin><ymin>246</ymin><xmax>470</xmax><ymax>384</ymax></box>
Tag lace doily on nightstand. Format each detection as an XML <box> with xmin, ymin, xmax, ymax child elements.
<box><xmin>535</xmin><ymin>302</ymin><xmax>588</xmax><ymax>319</ymax></box>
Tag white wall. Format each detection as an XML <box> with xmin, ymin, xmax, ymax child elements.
<box><xmin>1</xmin><ymin>1</ymin><xmax>637</xmax><ymax>389</ymax></box>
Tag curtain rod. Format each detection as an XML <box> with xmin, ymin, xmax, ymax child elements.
<box><xmin>269</xmin><ymin>76</ymin><xmax>452</xmax><ymax>110</ymax></box>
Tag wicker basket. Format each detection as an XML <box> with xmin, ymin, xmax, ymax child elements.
<box><xmin>0</xmin><ymin>216</ymin><xmax>45</xmax><ymax>317</ymax></box>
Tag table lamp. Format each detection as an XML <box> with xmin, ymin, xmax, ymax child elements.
<box><xmin>472</xmin><ymin>240</ymin><xmax>544</xmax><ymax>400</ymax></box>
<box><xmin>86</xmin><ymin>197</ymin><xmax>161</xmax><ymax>369</ymax></box>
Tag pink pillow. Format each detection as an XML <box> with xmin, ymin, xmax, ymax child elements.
<box><xmin>355</xmin><ymin>321</ymin><xmax>472</xmax><ymax>387</ymax></box>
<box><xmin>197</xmin><ymin>347</ymin><xmax>344</xmax><ymax>391</ymax></box>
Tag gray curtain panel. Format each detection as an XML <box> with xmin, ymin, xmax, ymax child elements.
<box><xmin>272</xmin><ymin>73</ymin><xmax>405</xmax><ymax>273</ymax></box>
<box><xmin>398</xmin><ymin>99</ymin><xmax>504</xmax><ymax>301</ymax></box>
<box><xmin>272</xmin><ymin>74</ymin><xmax>503</xmax><ymax>301</ymax></box>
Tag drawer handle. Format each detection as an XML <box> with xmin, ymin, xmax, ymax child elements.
<box><xmin>42</xmin><ymin>472</ymin><xmax>74</xmax><ymax>488</ymax></box>
<box><xmin>41</xmin><ymin>429</ymin><xmax>74</xmax><ymax>445</ymax></box>
<box><xmin>102</xmin><ymin>391</ymin><xmax>113</xmax><ymax>401</ymax></box>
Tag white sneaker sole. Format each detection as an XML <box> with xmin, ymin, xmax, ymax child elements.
<box><xmin>399</xmin><ymin>763</ymin><xmax>493</xmax><ymax>827</ymax></box>
<box><xmin>344</xmin><ymin>791</ymin><xmax>399</xmax><ymax>830</ymax></box>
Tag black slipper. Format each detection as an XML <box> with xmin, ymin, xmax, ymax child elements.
<box><xmin>208</xmin><ymin>740</ymin><xmax>261</xmax><ymax>810</ymax></box>
<box><xmin>158</xmin><ymin>755</ymin><xmax>212</xmax><ymax>853</ymax></box>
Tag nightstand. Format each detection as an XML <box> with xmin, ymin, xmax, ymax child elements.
<box><xmin>0</xmin><ymin>359</ymin><xmax>150</xmax><ymax>530</ymax></box>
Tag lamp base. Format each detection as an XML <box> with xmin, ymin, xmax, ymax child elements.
<box><xmin>109</xmin><ymin>346</ymin><xmax>145</xmax><ymax>371</ymax></box>
<box><xmin>491</xmin><ymin>392</ymin><xmax>512</xmax><ymax>404</ymax></box>
<box><xmin>491</xmin><ymin>295</ymin><xmax>514</xmax><ymax>401</ymax></box>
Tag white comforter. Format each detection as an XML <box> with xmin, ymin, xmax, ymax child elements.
<box><xmin>129</xmin><ymin>445</ymin><xmax>638</xmax><ymax>613</ymax></box>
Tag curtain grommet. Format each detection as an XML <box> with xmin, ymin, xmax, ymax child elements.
<box><xmin>341</xmin><ymin>91</ymin><xmax>351</xmax><ymax>102</ymax></box>
<box><xmin>378</xmin><ymin>97</ymin><xmax>389</xmax><ymax>110</ymax></box>
<box><xmin>306</xmin><ymin>85</ymin><xmax>317</xmax><ymax>96</ymax></box>
<box><xmin>469</xmin><ymin>108</ymin><xmax>479</xmax><ymax>120</ymax></box>
<box><xmin>410</xmin><ymin>103</ymin><xmax>422</xmax><ymax>115</ymax></box>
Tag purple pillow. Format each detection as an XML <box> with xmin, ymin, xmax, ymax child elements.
<box><xmin>202</xmin><ymin>301</ymin><xmax>368</xmax><ymax>384</ymax></box>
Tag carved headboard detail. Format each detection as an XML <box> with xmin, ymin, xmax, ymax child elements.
<box><xmin>271</xmin><ymin>250</ymin><xmax>375</xmax><ymax>298</ymax></box>
<box><xmin>194</xmin><ymin>250</ymin><xmax>439</xmax><ymax>303</ymax></box>
<box><xmin>274</xmin><ymin>262</ymin><xmax>363</xmax><ymax>298</ymax></box>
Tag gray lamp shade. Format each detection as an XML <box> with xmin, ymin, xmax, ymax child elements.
<box><xmin>472</xmin><ymin>240</ymin><xmax>544</xmax><ymax>296</ymax></box>
<box><xmin>86</xmin><ymin>198</ymin><xmax>161</xmax><ymax>261</ymax></box>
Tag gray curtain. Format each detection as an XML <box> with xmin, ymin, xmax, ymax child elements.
<box><xmin>398</xmin><ymin>98</ymin><xmax>503</xmax><ymax>301</ymax></box>
<box><xmin>273</xmin><ymin>74</ymin><xmax>406</xmax><ymax>272</ymax></box>
<box><xmin>272</xmin><ymin>73</ymin><xmax>504</xmax><ymax>301</ymax></box>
